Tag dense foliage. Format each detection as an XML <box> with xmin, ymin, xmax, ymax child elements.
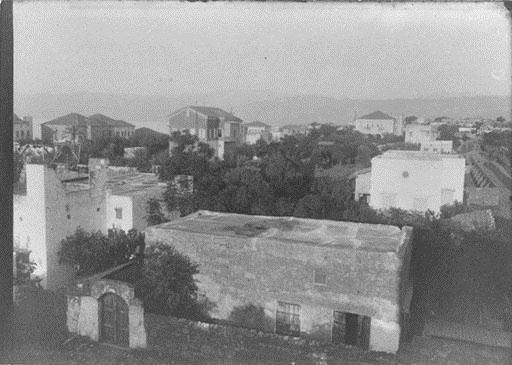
<box><xmin>146</xmin><ymin>198</ymin><xmax>169</xmax><ymax>226</ymax></box>
<box><xmin>58</xmin><ymin>228</ymin><xmax>144</xmax><ymax>277</ymax></box>
<box><xmin>135</xmin><ymin>242</ymin><xmax>210</xmax><ymax>320</ymax></box>
<box><xmin>161</xmin><ymin>127</ymin><xmax>393</xmax><ymax>218</ymax></box>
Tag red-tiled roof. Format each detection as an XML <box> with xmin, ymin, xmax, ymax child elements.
<box><xmin>188</xmin><ymin>106</ymin><xmax>242</xmax><ymax>122</ymax></box>
<box><xmin>89</xmin><ymin>113</ymin><xmax>134</xmax><ymax>128</ymax></box>
<box><xmin>358</xmin><ymin>111</ymin><xmax>395</xmax><ymax>120</ymax></box>
<box><xmin>244</xmin><ymin>121</ymin><xmax>270</xmax><ymax>128</ymax></box>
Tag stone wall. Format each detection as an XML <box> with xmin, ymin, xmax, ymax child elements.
<box><xmin>145</xmin><ymin>224</ymin><xmax>412</xmax><ymax>353</ymax></box>
<box><xmin>67</xmin><ymin>279</ymin><xmax>147</xmax><ymax>349</ymax></box>
<box><xmin>146</xmin><ymin>314</ymin><xmax>345</xmax><ymax>359</ymax></box>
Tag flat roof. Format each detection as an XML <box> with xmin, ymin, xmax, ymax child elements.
<box><xmin>374</xmin><ymin>150</ymin><xmax>463</xmax><ymax>161</ymax></box>
<box><xmin>108</xmin><ymin>172</ymin><xmax>166</xmax><ymax>196</ymax></box>
<box><xmin>148</xmin><ymin>211</ymin><xmax>412</xmax><ymax>253</ymax></box>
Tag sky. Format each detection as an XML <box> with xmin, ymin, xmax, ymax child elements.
<box><xmin>13</xmin><ymin>1</ymin><xmax>511</xmax><ymax>99</ymax></box>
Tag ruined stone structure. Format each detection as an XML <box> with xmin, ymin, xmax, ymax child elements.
<box><xmin>67</xmin><ymin>279</ymin><xmax>146</xmax><ymax>348</ymax></box>
<box><xmin>145</xmin><ymin>211</ymin><xmax>414</xmax><ymax>353</ymax></box>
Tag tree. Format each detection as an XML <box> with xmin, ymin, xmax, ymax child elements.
<box><xmin>135</xmin><ymin>242</ymin><xmax>210</xmax><ymax>320</ymax></box>
<box><xmin>404</xmin><ymin>115</ymin><xmax>418</xmax><ymax>124</ymax></box>
<box><xmin>126</xmin><ymin>148</ymin><xmax>151</xmax><ymax>172</ymax></box>
<box><xmin>497</xmin><ymin>116</ymin><xmax>505</xmax><ymax>123</ymax></box>
<box><xmin>58</xmin><ymin>228</ymin><xmax>144</xmax><ymax>277</ymax></box>
<box><xmin>146</xmin><ymin>198</ymin><xmax>169</xmax><ymax>226</ymax></box>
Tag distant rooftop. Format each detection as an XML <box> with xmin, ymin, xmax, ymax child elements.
<box><xmin>184</xmin><ymin>106</ymin><xmax>242</xmax><ymax>122</ymax></box>
<box><xmin>244</xmin><ymin>121</ymin><xmax>270</xmax><ymax>128</ymax></box>
<box><xmin>42</xmin><ymin>113</ymin><xmax>134</xmax><ymax>128</ymax></box>
<box><xmin>107</xmin><ymin>170</ymin><xmax>166</xmax><ymax>196</ymax></box>
<box><xmin>374</xmin><ymin>150</ymin><xmax>463</xmax><ymax>161</ymax></box>
<box><xmin>358</xmin><ymin>111</ymin><xmax>395</xmax><ymax>120</ymax></box>
<box><xmin>147</xmin><ymin>210</ymin><xmax>412</xmax><ymax>253</ymax></box>
<box><xmin>89</xmin><ymin>113</ymin><xmax>134</xmax><ymax>128</ymax></box>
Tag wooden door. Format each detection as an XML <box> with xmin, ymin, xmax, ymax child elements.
<box><xmin>100</xmin><ymin>293</ymin><xmax>129</xmax><ymax>347</ymax></box>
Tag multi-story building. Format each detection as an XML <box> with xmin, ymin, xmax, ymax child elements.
<box><xmin>168</xmin><ymin>106</ymin><xmax>244</xmax><ymax>159</ymax></box>
<box><xmin>105</xmin><ymin>167</ymin><xmax>168</xmax><ymax>232</ymax></box>
<box><xmin>41</xmin><ymin>113</ymin><xmax>134</xmax><ymax>144</ymax></box>
<box><xmin>404</xmin><ymin>124</ymin><xmax>439</xmax><ymax>144</ymax></box>
<box><xmin>243</xmin><ymin>121</ymin><xmax>272</xmax><ymax>144</ymax></box>
<box><xmin>14</xmin><ymin>159</ymin><xmax>109</xmax><ymax>289</ymax></box>
<box><xmin>13</xmin><ymin>160</ymin><xmax>166</xmax><ymax>289</ymax></box>
<box><xmin>368</xmin><ymin>150</ymin><xmax>465</xmax><ymax>213</ymax></box>
<box><xmin>13</xmin><ymin>113</ymin><xmax>33</xmax><ymax>141</ymax></box>
<box><xmin>420</xmin><ymin>140</ymin><xmax>453</xmax><ymax>154</ymax></box>
<box><xmin>89</xmin><ymin>114</ymin><xmax>135</xmax><ymax>138</ymax></box>
<box><xmin>145</xmin><ymin>211</ymin><xmax>414</xmax><ymax>354</ymax></box>
<box><xmin>355</xmin><ymin>111</ymin><xmax>402</xmax><ymax>136</ymax></box>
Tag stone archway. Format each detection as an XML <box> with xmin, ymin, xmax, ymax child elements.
<box><xmin>99</xmin><ymin>292</ymin><xmax>129</xmax><ymax>347</ymax></box>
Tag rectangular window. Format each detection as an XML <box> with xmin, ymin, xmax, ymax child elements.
<box><xmin>115</xmin><ymin>208</ymin><xmax>123</xmax><ymax>220</ymax></box>
<box><xmin>332</xmin><ymin>311</ymin><xmax>370</xmax><ymax>350</ymax></box>
<box><xmin>314</xmin><ymin>269</ymin><xmax>327</xmax><ymax>285</ymax></box>
<box><xmin>276</xmin><ymin>301</ymin><xmax>301</xmax><ymax>337</ymax></box>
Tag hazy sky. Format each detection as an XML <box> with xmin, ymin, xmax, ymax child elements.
<box><xmin>14</xmin><ymin>1</ymin><xmax>511</xmax><ymax>99</ymax></box>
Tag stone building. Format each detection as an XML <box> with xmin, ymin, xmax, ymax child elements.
<box><xmin>420</xmin><ymin>140</ymin><xmax>453</xmax><ymax>154</ymax></box>
<box><xmin>168</xmin><ymin>106</ymin><xmax>244</xmax><ymax>159</ymax></box>
<box><xmin>105</xmin><ymin>167</ymin><xmax>168</xmax><ymax>232</ymax></box>
<box><xmin>13</xmin><ymin>113</ymin><xmax>33</xmax><ymax>141</ymax></box>
<box><xmin>13</xmin><ymin>159</ymin><xmax>109</xmax><ymax>289</ymax></box>
<box><xmin>67</xmin><ymin>273</ymin><xmax>146</xmax><ymax>349</ymax></box>
<box><xmin>353</xmin><ymin>168</ymin><xmax>371</xmax><ymax>203</ymax></box>
<box><xmin>41</xmin><ymin>113</ymin><xmax>134</xmax><ymax>144</ymax></box>
<box><xmin>369</xmin><ymin>150</ymin><xmax>465</xmax><ymax>213</ymax></box>
<box><xmin>145</xmin><ymin>211</ymin><xmax>414</xmax><ymax>353</ymax></box>
<box><xmin>13</xmin><ymin>160</ymin><xmax>166</xmax><ymax>289</ymax></box>
<box><xmin>355</xmin><ymin>111</ymin><xmax>402</xmax><ymax>136</ymax></box>
<box><xmin>243</xmin><ymin>121</ymin><xmax>272</xmax><ymax>144</ymax></box>
<box><xmin>404</xmin><ymin>124</ymin><xmax>439</xmax><ymax>144</ymax></box>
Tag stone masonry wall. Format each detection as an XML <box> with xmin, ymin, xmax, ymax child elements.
<box><xmin>145</xmin><ymin>227</ymin><xmax>407</xmax><ymax>352</ymax></box>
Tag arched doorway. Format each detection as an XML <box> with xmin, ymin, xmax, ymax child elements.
<box><xmin>99</xmin><ymin>293</ymin><xmax>129</xmax><ymax>347</ymax></box>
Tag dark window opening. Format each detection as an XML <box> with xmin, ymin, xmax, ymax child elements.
<box><xmin>115</xmin><ymin>208</ymin><xmax>123</xmax><ymax>219</ymax></box>
<box><xmin>332</xmin><ymin>311</ymin><xmax>370</xmax><ymax>350</ymax></box>
<box><xmin>67</xmin><ymin>214</ymin><xmax>71</xmax><ymax>220</ymax></box>
<box><xmin>314</xmin><ymin>269</ymin><xmax>327</xmax><ymax>285</ymax></box>
<box><xmin>276</xmin><ymin>301</ymin><xmax>300</xmax><ymax>337</ymax></box>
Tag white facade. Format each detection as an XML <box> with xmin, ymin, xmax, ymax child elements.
<box><xmin>369</xmin><ymin>150</ymin><xmax>465</xmax><ymax>213</ymax></box>
<box><xmin>404</xmin><ymin>124</ymin><xmax>439</xmax><ymax>144</ymax></box>
<box><xmin>14</xmin><ymin>159</ymin><xmax>109</xmax><ymax>289</ymax></box>
<box><xmin>354</xmin><ymin>169</ymin><xmax>371</xmax><ymax>202</ymax></box>
<box><xmin>13</xmin><ymin>161</ymin><xmax>167</xmax><ymax>289</ymax></box>
<box><xmin>420</xmin><ymin>140</ymin><xmax>453</xmax><ymax>154</ymax></box>
<box><xmin>355</xmin><ymin>119</ymin><xmax>397</xmax><ymax>136</ymax></box>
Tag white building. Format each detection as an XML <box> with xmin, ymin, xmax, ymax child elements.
<box><xmin>353</xmin><ymin>168</ymin><xmax>371</xmax><ymax>203</ymax></box>
<box><xmin>404</xmin><ymin>124</ymin><xmax>439</xmax><ymax>144</ymax></box>
<box><xmin>369</xmin><ymin>150</ymin><xmax>465</xmax><ymax>213</ymax></box>
<box><xmin>243</xmin><ymin>121</ymin><xmax>272</xmax><ymax>145</ymax></box>
<box><xmin>13</xmin><ymin>160</ymin><xmax>167</xmax><ymax>289</ymax></box>
<box><xmin>354</xmin><ymin>111</ymin><xmax>402</xmax><ymax>136</ymax></box>
<box><xmin>105</xmin><ymin>167</ymin><xmax>168</xmax><ymax>232</ymax></box>
<box><xmin>420</xmin><ymin>140</ymin><xmax>453</xmax><ymax>154</ymax></box>
<box><xmin>14</xmin><ymin>159</ymin><xmax>109</xmax><ymax>289</ymax></box>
